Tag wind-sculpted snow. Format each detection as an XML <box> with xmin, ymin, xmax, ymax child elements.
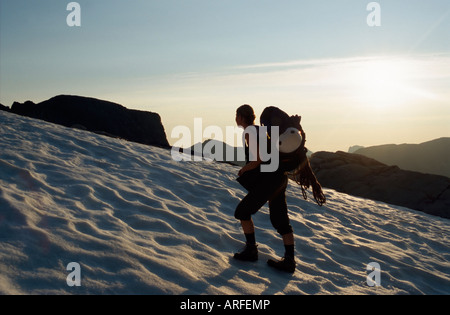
<box><xmin>0</xmin><ymin>111</ymin><xmax>449</xmax><ymax>294</ymax></box>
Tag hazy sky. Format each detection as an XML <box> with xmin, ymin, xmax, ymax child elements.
<box><xmin>1</xmin><ymin>0</ymin><xmax>449</xmax><ymax>152</ymax></box>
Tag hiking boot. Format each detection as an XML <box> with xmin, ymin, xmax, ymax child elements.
<box><xmin>267</xmin><ymin>256</ymin><xmax>296</xmax><ymax>273</ymax></box>
<box><xmin>234</xmin><ymin>244</ymin><xmax>258</xmax><ymax>262</ymax></box>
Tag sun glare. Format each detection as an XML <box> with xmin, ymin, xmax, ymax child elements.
<box><xmin>352</xmin><ymin>58</ymin><xmax>418</xmax><ymax>109</ymax></box>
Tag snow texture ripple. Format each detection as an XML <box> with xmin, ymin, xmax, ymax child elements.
<box><xmin>0</xmin><ymin>110</ymin><xmax>449</xmax><ymax>294</ymax></box>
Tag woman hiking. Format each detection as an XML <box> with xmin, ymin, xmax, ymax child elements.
<box><xmin>234</xmin><ymin>104</ymin><xmax>296</xmax><ymax>273</ymax></box>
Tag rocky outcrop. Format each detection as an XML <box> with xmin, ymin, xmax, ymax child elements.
<box><xmin>10</xmin><ymin>95</ymin><xmax>169</xmax><ymax>148</ymax></box>
<box><xmin>0</xmin><ymin>103</ymin><xmax>10</xmax><ymax>112</ymax></box>
<box><xmin>310</xmin><ymin>151</ymin><xmax>450</xmax><ymax>219</ymax></box>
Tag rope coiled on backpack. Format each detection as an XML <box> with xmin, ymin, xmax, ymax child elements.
<box><xmin>286</xmin><ymin>120</ymin><xmax>326</xmax><ymax>206</ymax></box>
<box><xmin>287</xmin><ymin>153</ymin><xmax>326</xmax><ymax>206</ymax></box>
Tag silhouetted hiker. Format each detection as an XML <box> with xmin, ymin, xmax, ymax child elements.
<box><xmin>234</xmin><ymin>105</ymin><xmax>295</xmax><ymax>273</ymax></box>
<box><xmin>233</xmin><ymin>105</ymin><xmax>326</xmax><ymax>273</ymax></box>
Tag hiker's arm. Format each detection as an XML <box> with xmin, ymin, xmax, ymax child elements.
<box><xmin>238</xmin><ymin>159</ymin><xmax>262</xmax><ymax>176</ymax></box>
<box><xmin>239</xmin><ymin>132</ymin><xmax>262</xmax><ymax>176</ymax></box>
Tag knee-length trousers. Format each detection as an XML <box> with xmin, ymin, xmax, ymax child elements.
<box><xmin>235</xmin><ymin>171</ymin><xmax>293</xmax><ymax>236</ymax></box>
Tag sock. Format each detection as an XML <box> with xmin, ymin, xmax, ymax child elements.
<box><xmin>245</xmin><ymin>233</ymin><xmax>256</xmax><ymax>246</ymax></box>
<box><xmin>284</xmin><ymin>244</ymin><xmax>295</xmax><ymax>259</ymax></box>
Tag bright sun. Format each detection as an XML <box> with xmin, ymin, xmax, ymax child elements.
<box><xmin>352</xmin><ymin>58</ymin><xmax>417</xmax><ymax>109</ymax></box>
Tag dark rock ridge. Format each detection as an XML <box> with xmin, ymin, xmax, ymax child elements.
<box><xmin>310</xmin><ymin>151</ymin><xmax>450</xmax><ymax>219</ymax></box>
<box><xmin>354</xmin><ymin>138</ymin><xmax>450</xmax><ymax>178</ymax></box>
<box><xmin>0</xmin><ymin>103</ymin><xmax>10</xmax><ymax>112</ymax></box>
<box><xmin>9</xmin><ymin>95</ymin><xmax>169</xmax><ymax>148</ymax></box>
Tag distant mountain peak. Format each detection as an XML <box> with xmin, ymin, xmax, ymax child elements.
<box><xmin>353</xmin><ymin>138</ymin><xmax>450</xmax><ymax>178</ymax></box>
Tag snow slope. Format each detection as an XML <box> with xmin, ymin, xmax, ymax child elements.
<box><xmin>0</xmin><ymin>110</ymin><xmax>449</xmax><ymax>295</ymax></box>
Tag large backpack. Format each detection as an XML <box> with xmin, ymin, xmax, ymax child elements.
<box><xmin>260</xmin><ymin>106</ymin><xmax>326</xmax><ymax>206</ymax></box>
